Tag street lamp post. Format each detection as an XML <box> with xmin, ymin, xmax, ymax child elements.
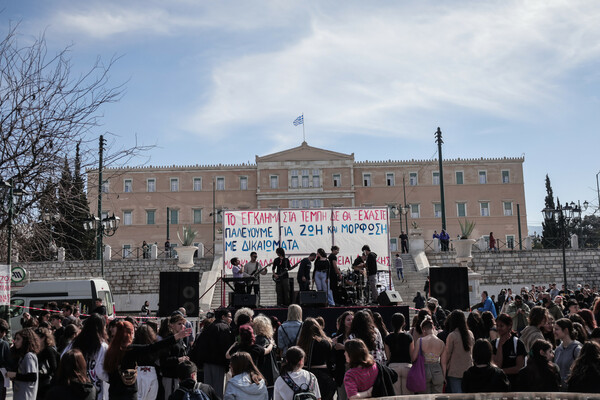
<box><xmin>83</xmin><ymin>214</ymin><xmax>120</xmax><ymax>277</ymax></box>
<box><xmin>541</xmin><ymin>201</ymin><xmax>587</xmax><ymax>293</ymax></box>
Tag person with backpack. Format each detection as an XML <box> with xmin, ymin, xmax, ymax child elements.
<box><xmin>492</xmin><ymin>313</ymin><xmax>526</xmax><ymax>389</ymax></box>
<box><xmin>278</xmin><ymin>305</ymin><xmax>302</xmax><ymax>357</ymax></box>
<box><xmin>274</xmin><ymin>346</ymin><xmax>321</xmax><ymax>400</ymax></box>
<box><xmin>168</xmin><ymin>360</ymin><xmax>220</xmax><ymax>400</ymax></box>
<box><xmin>224</xmin><ymin>352</ymin><xmax>268</xmax><ymax>400</ymax></box>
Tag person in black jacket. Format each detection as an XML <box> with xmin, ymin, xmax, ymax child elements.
<box><xmin>567</xmin><ymin>341</ymin><xmax>600</xmax><ymax>393</ymax></box>
<box><xmin>169</xmin><ymin>360</ymin><xmax>220</xmax><ymax>400</ymax></box>
<box><xmin>103</xmin><ymin>320</ymin><xmax>191</xmax><ymax>400</ymax></box>
<box><xmin>160</xmin><ymin>313</ymin><xmax>191</xmax><ymax>398</ymax></box>
<box><xmin>34</xmin><ymin>327</ymin><xmax>60</xmax><ymax>400</ymax></box>
<box><xmin>297</xmin><ymin>253</ymin><xmax>316</xmax><ymax>292</ymax></box>
<box><xmin>44</xmin><ymin>349</ymin><xmax>96</xmax><ymax>400</ymax></box>
<box><xmin>462</xmin><ymin>339</ymin><xmax>510</xmax><ymax>393</ymax></box>
<box><xmin>193</xmin><ymin>308</ymin><xmax>234</xmax><ymax>398</ymax></box>
<box><xmin>515</xmin><ymin>339</ymin><xmax>561</xmax><ymax>392</ymax></box>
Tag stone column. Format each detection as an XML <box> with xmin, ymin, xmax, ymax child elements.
<box><xmin>104</xmin><ymin>245</ymin><xmax>112</xmax><ymax>261</ymax></box>
<box><xmin>57</xmin><ymin>247</ymin><xmax>65</xmax><ymax>262</ymax></box>
<box><xmin>151</xmin><ymin>244</ymin><xmax>158</xmax><ymax>259</ymax></box>
<box><xmin>524</xmin><ymin>236</ymin><xmax>532</xmax><ymax>251</ymax></box>
<box><xmin>570</xmin><ymin>234</ymin><xmax>579</xmax><ymax>250</ymax></box>
<box><xmin>432</xmin><ymin>238</ymin><xmax>440</xmax><ymax>253</ymax></box>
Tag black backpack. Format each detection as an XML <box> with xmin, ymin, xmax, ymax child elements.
<box><xmin>280</xmin><ymin>372</ymin><xmax>318</xmax><ymax>400</ymax></box>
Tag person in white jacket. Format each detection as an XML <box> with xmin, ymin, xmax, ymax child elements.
<box><xmin>224</xmin><ymin>352</ymin><xmax>268</xmax><ymax>400</ymax></box>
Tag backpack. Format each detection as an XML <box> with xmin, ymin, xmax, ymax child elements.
<box><xmin>280</xmin><ymin>372</ymin><xmax>318</xmax><ymax>400</ymax></box>
<box><xmin>174</xmin><ymin>385</ymin><xmax>210</xmax><ymax>400</ymax></box>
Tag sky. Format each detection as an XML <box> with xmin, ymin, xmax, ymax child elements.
<box><xmin>3</xmin><ymin>0</ymin><xmax>600</xmax><ymax>231</ymax></box>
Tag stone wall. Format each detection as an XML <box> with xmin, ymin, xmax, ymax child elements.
<box><xmin>12</xmin><ymin>258</ymin><xmax>214</xmax><ymax>313</ymax></box>
<box><xmin>426</xmin><ymin>249</ymin><xmax>600</xmax><ymax>289</ymax></box>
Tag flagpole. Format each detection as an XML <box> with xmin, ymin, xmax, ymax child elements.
<box><xmin>302</xmin><ymin>113</ymin><xmax>305</xmax><ymax>142</ymax></box>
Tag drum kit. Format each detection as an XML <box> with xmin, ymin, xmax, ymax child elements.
<box><xmin>333</xmin><ymin>269</ymin><xmax>367</xmax><ymax>305</ymax></box>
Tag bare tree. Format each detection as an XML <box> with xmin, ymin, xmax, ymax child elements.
<box><xmin>0</xmin><ymin>23</ymin><xmax>153</xmax><ymax>262</ymax></box>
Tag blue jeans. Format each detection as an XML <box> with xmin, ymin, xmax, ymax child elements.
<box><xmin>446</xmin><ymin>376</ymin><xmax>462</xmax><ymax>393</ymax></box>
<box><xmin>396</xmin><ymin>268</ymin><xmax>404</xmax><ymax>280</ymax></box>
<box><xmin>314</xmin><ymin>270</ymin><xmax>334</xmax><ymax>305</ymax></box>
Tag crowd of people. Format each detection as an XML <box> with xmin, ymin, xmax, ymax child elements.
<box><xmin>0</xmin><ymin>281</ymin><xmax>599</xmax><ymax>400</ymax></box>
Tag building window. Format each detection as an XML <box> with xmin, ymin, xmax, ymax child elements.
<box><xmin>302</xmin><ymin>199</ymin><xmax>310</xmax><ymax>208</ymax></box>
<box><xmin>270</xmin><ymin>175</ymin><xmax>279</xmax><ymax>189</ymax></box>
<box><xmin>432</xmin><ymin>171</ymin><xmax>440</xmax><ymax>185</ymax></box>
<box><xmin>291</xmin><ymin>170</ymin><xmax>299</xmax><ymax>188</ymax></box>
<box><xmin>312</xmin><ymin>169</ymin><xmax>320</xmax><ymax>188</ymax></box>
<box><xmin>101</xmin><ymin>211</ymin><xmax>109</xmax><ymax>220</ymax></box>
<box><xmin>193</xmin><ymin>209</ymin><xmax>202</xmax><ymax>224</ymax></box>
<box><xmin>147</xmin><ymin>178</ymin><xmax>156</xmax><ymax>192</ymax></box>
<box><xmin>363</xmin><ymin>173</ymin><xmax>372</xmax><ymax>187</ymax></box>
<box><xmin>101</xmin><ymin>180</ymin><xmax>109</xmax><ymax>193</ymax></box>
<box><xmin>301</xmin><ymin>170</ymin><xmax>310</xmax><ymax>188</ymax></box>
<box><xmin>123</xmin><ymin>211</ymin><xmax>132</xmax><ymax>226</ymax></box>
<box><xmin>480</xmin><ymin>202</ymin><xmax>490</xmax><ymax>217</ymax></box>
<box><xmin>457</xmin><ymin>203</ymin><xmax>467</xmax><ymax>217</ymax></box>
<box><xmin>433</xmin><ymin>203</ymin><xmax>441</xmax><ymax>218</ymax></box>
<box><xmin>386</xmin><ymin>173</ymin><xmax>395</xmax><ymax>187</ymax></box>
<box><xmin>479</xmin><ymin>171</ymin><xmax>487</xmax><ymax>184</ymax></box>
<box><xmin>170</xmin><ymin>178</ymin><xmax>179</xmax><ymax>192</ymax></box>
<box><xmin>216</xmin><ymin>177</ymin><xmax>225</xmax><ymax>191</ymax></box>
<box><xmin>123</xmin><ymin>244</ymin><xmax>131</xmax><ymax>258</ymax></box>
<box><xmin>124</xmin><ymin>179</ymin><xmax>132</xmax><ymax>193</ymax></box>
<box><xmin>240</xmin><ymin>176</ymin><xmax>248</xmax><ymax>190</ymax></box>
<box><xmin>506</xmin><ymin>235</ymin><xmax>515</xmax><ymax>249</ymax></box>
<box><xmin>193</xmin><ymin>178</ymin><xmax>202</xmax><ymax>191</ymax></box>
<box><xmin>146</xmin><ymin>210</ymin><xmax>156</xmax><ymax>225</ymax></box>
<box><xmin>291</xmin><ymin>200</ymin><xmax>300</xmax><ymax>208</ymax></box>
<box><xmin>311</xmin><ymin>199</ymin><xmax>322</xmax><ymax>208</ymax></box>
<box><xmin>456</xmin><ymin>171</ymin><xmax>464</xmax><ymax>185</ymax></box>
<box><xmin>502</xmin><ymin>170</ymin><xmax>510</xmax><ymax>184</ymax></box>
<box><xmin>333</xmin><ymin>174</ymin><xmax>341</xmax><ymax>187</ymax></box>
<box><xmin>503</xmin><ymin>201</ymin><xmax>513</xmax><ymax>216</ymax></box>
<box><xmin>390</xmin><ymin>238</ymin><xmax>398</xmax><ymax>252</ymax></box>
<box><xmin>410</xmin><ymin>204</ymin><xmax>420</xmax><ymax>218</ymax></box>
<box><xmin>409</xmin><ymin>172</ymin><xmax>418</xmax><ymax>186</ymax></box>
<box><xmin>170</xmin><ymin>209</ymin><xmax>179</xmax><ymax>224</ymax></box>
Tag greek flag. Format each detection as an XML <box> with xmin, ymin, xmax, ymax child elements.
<box><xmin>293</xmin><ymin>115</ymin><xmax>304</xmax><ymax>126</ymax></box>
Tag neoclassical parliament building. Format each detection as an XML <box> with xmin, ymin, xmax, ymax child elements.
<box><xmin>87</xmin><ymin>141</ymin><xmax>527</xmax><ymax>256</ymax></box>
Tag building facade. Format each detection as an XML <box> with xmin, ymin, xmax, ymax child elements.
<box><xmin>87</xmin><ymin>141</ymin><xmax>527</xmax><ymax>256</ymax></box>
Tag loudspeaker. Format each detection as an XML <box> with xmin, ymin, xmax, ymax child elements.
<box><xmin>298</xmin><ymin>291</ymin><xmax>327</xmax><ymax>306</ymax></box>
<box><xmin>378</xmin><ymin>290</ymin><xmax>402</xmax><ymax>306</ymax></box>
<box><xmin>229</xmin><ymin>293</ymin><xmax>258</xmax><ymax>308</ymax></box>
<box><xmin>429</xmin><ymin>267</ymin><xmax>469</xmax><ymax>311</ymax></box>
<box><xmin>159</xmin><ymin>272</ymin><xmax>200</xmax><ymax>317</ymax></box>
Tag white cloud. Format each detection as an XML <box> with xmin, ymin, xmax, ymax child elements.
<box><xmin>182</xmin><ymin>1</ymin><xmax>600</xmax><ymax>145</ymax></box>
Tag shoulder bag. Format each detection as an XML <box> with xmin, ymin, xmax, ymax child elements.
<box><xmin>406</xmin><ymin>338</ymin><xmax>426</xmax><ymax>392</ymax></box>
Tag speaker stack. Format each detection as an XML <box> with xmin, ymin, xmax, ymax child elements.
<box><xmin>377</xmin><ymin>290</ymin><xmax>402</xmax><ymax>306</ymax></box>
<box><xmin>159</xmin><ymin>272</ymin><xmax>200</xmax><ymax>317</ymax></box>
<box><xmin>298</xmin><ymin>291</ymin><xmax>328</xmax><ymax>307</ymax></box>
<box><xmin>429</xmin><ymin>267</ymin><xmax>470</xmax><ymax>311</ymax></box>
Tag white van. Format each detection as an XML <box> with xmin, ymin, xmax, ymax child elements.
<box><xmin>9</xmin><ymin>278</ymin><xmax>115</xmax><ymax>331</ymax></box>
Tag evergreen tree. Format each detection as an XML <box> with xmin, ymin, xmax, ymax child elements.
<box><xmin>72</xmin><ymin>142</ymin><xmax>96</xmax><ymax>259</ymax></box>
<box><xmin>541</xmin><ymin>175</ymin><xmax>559</xmax><ymax>248</ymax></box>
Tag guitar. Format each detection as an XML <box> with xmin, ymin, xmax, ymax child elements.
<box><xmin>272</xmin><ymin>260</ymin><xmax>302</xmax><ymax>282</ymax></box>
<box><xmin>249</xmin><ymin>262</ymin><xmax>273</xmax><ymax>278</ymax></box>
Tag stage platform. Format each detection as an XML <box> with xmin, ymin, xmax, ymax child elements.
<box><xmin>235</xmin><ymin>304</ymin><xmax>410</xmax><ymax>334</ymax></box>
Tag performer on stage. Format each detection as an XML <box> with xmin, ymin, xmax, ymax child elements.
<box><xmin>362</xmin><ymin>245</ymin><xmax>379</xmax><ymax>304</ymax></box>
<box><xmin>313</xmin><ymin>248</ymin><xmax>334</xmax><ymax>306</ymax></box>
<box><xmin>243</xmin><ymin>252</ymin><xmax>266</xmax><ymax>296</ymax></box>
<box><xmin>352</xmin><ymin>253</ymin><xmax>367</xmax><ymax>303</ymax></box>
<box><xmin>272</xmin><ymin>247</ymin><xmax>291</xmax><ymax>306</ymax></box>
<box><xmin>231</xmin><ymin>257</ymin><xmax>246</xmax><ymax>294</ymax></box>
<box><xmin>297</xmin><ymin>253</ymin><xmax>316</xmax><ymax>291</ymax></box>
<box><xmin>328</xmin><ymin>245</ymin><xmax>343</xmax><ymax>290</ymax></box>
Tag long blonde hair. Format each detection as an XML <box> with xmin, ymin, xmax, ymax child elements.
<box><xmin>252</xmin><ymin>315</ymin><xmax>274</xmax><ymax>339</ymax></box>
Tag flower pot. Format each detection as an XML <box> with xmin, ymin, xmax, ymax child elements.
<box><xmin>453</xmin><ymin>239</ymin><xmax>476</xmax><ymax>258</ymax></box>
<box><xmin>177</xmin><ymin>246</ymin><xmax>198</xmax><ymax>271</ymax></box>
